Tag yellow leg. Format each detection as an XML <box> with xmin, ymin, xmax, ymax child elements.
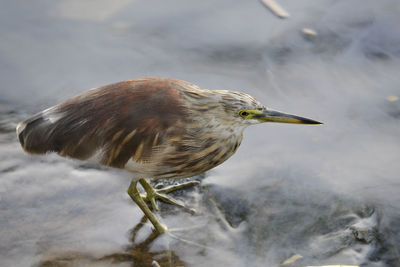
<box><xmin>127</xmin><ymin>179</ymin><xmax>167</xmax><ymax>234</ymax></box>
<box><xmin>139</xmin><ymin>178</ymin><xmax>199</xmax><ymax>213</ymax></box>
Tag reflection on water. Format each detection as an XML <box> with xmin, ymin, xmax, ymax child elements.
<box><xmin>1</xmin><ymin>0</ymin><xmax>400</xmax><ymax>266</ymax></box>
<box><xmin>38</xmin><ymin>216</ymin><xmax>184</xmax><ymax>267</ymax></box>
<box><xmin>24</xmin><ymin>179</ymin><xmax>384</xmax><ymax>267</ymax></box>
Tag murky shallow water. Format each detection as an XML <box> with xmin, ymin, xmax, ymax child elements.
<box><xmin>1</xmin><ymin>0</ymin><xmax>400</xmax><ymax>266</ymax></box>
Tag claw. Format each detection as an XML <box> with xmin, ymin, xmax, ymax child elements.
<box><xmin>139</xmin><ymin>179</ymin><xmax>199</xmax><ymax>213</ymax></box>
<box><xmin>157</xmin><ymin>181</ymin><xmax>200</xmax><ymax>194</ymax></box>
<box><xmin>149</xmin><ymin>194</ymin><xmax>159</xmax><ymax>211</ymax></box>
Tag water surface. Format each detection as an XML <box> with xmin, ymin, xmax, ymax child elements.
<box><xmin>1</xmin><ymin>0</ymin><xmax>400</xmax><ymax>266</ymax></box>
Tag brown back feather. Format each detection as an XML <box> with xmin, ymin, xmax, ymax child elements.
<box><xmin>18</xmin><ymin>78</ymin><xmax>189</xmax><ymax>168</ymax></box>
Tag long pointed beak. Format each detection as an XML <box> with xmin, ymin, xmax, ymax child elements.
<box><xmin>255</xmin><ymin>109</ymin><xmax>323</xmax><ymax>124</ymax></box>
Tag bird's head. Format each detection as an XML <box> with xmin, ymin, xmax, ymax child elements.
<box><xmin>215</xmin><ymin>90</ymin><xmax>322</xmax><ymax>127</ymax></box>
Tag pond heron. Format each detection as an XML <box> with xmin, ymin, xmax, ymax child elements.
<box><xmin>16</xmin><ymin>78</ymin><xmax>322</xmax><ymax>234</ymax></box>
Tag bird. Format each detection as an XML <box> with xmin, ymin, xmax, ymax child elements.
<box><xmin>16</xmin><ymin>77</ymin><xmax>322</xmax><ymax>234</ymax></box>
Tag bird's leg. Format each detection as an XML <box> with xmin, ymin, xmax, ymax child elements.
<box><xmin>127</xmin><ymin>180</ymin><xmax>167</xmax><ymax>234</ymax></box>
<box><xmin>139</xmin><ymin>178</ymin><xmax>199</xmax><ymax>212</ymax></box>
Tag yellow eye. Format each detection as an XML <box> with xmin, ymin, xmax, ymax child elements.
<box><xmin>239</xmin><ymin>110</ymin><xmax>249</xmax><ymax>118</ymax></box>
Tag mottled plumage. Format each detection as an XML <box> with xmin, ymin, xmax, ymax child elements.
<box><xmin>17</xmin><ymin>78</ymin><xmax>262</xmax><ymax>179</ymax></box>
<box><xmin>16</xmin><ymin>77</ymin><xmax>321</xmax><ymax>233</ymax></box>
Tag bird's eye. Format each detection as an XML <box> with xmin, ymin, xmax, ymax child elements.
<box><xmin>239</xmin><ymin>111</ymin><xmax>249</xmax><ymax>118</ymax></box>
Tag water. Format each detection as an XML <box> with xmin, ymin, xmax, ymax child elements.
<box><xmin>1</xmin><ymin>0</ymin><xmax>400</xmax><ymax>266</ymax></box>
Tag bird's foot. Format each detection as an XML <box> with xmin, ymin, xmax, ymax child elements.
<box><xmin>139</xmin><ymin>179</ymin><xmax>199</xmax><ymax>214</ymax></box>
<box><xmin>127</xmin><ymin>180</ymin><xmax>168</xmax><ymax>234</ymax></box>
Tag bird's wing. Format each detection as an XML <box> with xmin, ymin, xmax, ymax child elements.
<box><xmin>17</xmin><ymin>78</ymin><xmax>189</xmax><ymax>168</ymax></box>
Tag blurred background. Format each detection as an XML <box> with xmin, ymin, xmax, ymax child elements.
<box><xmin>1</xmin><ymin>0</ymin><xmax>400</xmax><ymax>266</ymax></box>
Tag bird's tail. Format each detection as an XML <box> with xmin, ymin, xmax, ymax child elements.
<box><xmin>16</xmin><ymin>107</ymin><xmax>58</xmax><ymax>154</ymax></box>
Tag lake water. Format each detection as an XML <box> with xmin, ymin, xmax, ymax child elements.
<box><xmin>1</xmin><ymin>0</ymin><xmax>400</xmax><ymax>266</ymax></box>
